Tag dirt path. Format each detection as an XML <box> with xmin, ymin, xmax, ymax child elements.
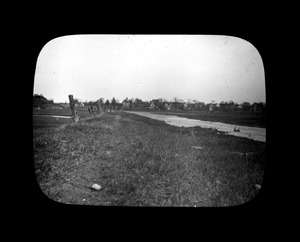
<box><xmin>126</xmin><ymin>111</ymin><xmax>266</xmax><ymax>142</ymax></box>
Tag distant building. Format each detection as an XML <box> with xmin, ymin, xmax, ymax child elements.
<box><xmin>237</xmin><ymin>104</ymin><xmax>243</xmax><ymax>110</ymax></box>
<box><xmin>149</xmin><ymin>101</ymin><xmax>156</xmax><ymax>109</ymax></box>
<box><xmin>194</xmin><ymin>102</ymin><xmax>205</xmax><ymax>110</ymax></box>
<box><xmin>75</xmin><ymin>102</ymin><xmax>84</xmax><ymax>107</ymax></box>
<box><xmin>209</xmin><ymin>103</ymin><xmax>217</xmax><ymax>112</ymax></box>
<box><xmin>59</xmin><ymin>103</ymin><xmax>69</xmax><ymax>108</ymax></box>
<box><xmin>163</xmin><ymin>102</ymin><xmax>171</xmax><ymax>110</ymax></box>
<box><xmin>187</xmin><ymin>103</ymin><xmax>195</xmax><ymax>110</ymax></box>
<box><xmin>252</xmin><ymin>103</ymin><xmax>263</xmax><ymax>112</ymax></box>
<box><xmin>122</xmin><ymin>99</ymin><xmax>130</xmax><ymax>109</ymax></box>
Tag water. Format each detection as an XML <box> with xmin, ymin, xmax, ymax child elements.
<box><xmin>33</xmin><ymin>115</ymin><xmax>71</xmax><ymax>119</ymax></box>
<box><xmin>126</xmin><ymin>111</ymin><xmax>266</xmax><ymax>142</ymax></box>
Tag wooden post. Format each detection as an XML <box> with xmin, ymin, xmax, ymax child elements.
<box><xmin>96</xmin><ymin>100</ymin><xmax>102</xmax><ymax>115</ymax></box>
<box><xmin>91</xmin><ymin>105</ymin><xmax>95</xmax><ymax>118</ymax></box>
<box><xmin>68</xmin><ymin>95</ymin><xmax>79</xmax><ymax>123</ymax></box>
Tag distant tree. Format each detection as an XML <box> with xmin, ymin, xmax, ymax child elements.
<box><xmin>134</xmin><ymin>98</ymin><xmax>143</xmax><ymax>108</ymax></box>
<box><xmin>172</xmin><ymin>97</ymin><xmax>180</xmax><ymax>110</ymax></box>
<box><xmin>105</xmin><ymin>99</ymin><xmax>110</xmax><ymax>106</ymax></box>
<box><xmin>129</xmin><ymin>98</ymin><xmax>134</xmax><ymax>109</ymax></box>
<box><xmin>252</xmin><ymin>102</ymin><xmax>265</xmax><ymax>113</ymax></box>
<box><xmin>111</xmin><ymin>97</ymin><xmax>116</xmax><ymax>109</ymax></box>
<box><xmin>33</xmin><ymin>94</ymin><xmax>54</xmax><ymax>108</ymax></box>
<box><xmin>204</xmin><ymin>103</ymin><xmax>211</xmax><ymax>111</ymax></box>
<box><xmin>194</xmin><ymin>101</ymin><xmax>205</xmax><ymax>111</ymax></box>
<box><xmin>157</xmin><ymin>101</ymin><xmax>164</xmax><ymax>110</ymax></box>
<box><xmin>262</xmin><ymin>102</ymin><xmax>266</xmax><ymax>113</ymax></box>
<box><xmin>219</xmin><ymin>101</ymin><xmax>226</xmax><ymax>112</ymax></box>
<box><xmin>241</xmin><ymin>102</ymin><xmax>251</xmax><ymax>112</ymax></box>
<box><xmin>227</xmin><ymin>101</ymin><xmax>235</xmax><ymax>112</ymax></box>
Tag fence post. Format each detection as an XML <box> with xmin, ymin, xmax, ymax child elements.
<box><xmin>68</xmin><ymin>95</ymin><xmax>79</xmax><ymax>123</ymax></box>
<box><xmin>96</xmin><ymin>100</ymin><xmax>102</xmax><ymax>115</ymax></box>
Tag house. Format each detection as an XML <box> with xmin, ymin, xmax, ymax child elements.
<box><xmin>209</xmin><ymin>103</ymin><xmax>217</xmax><ymax>112</ymax></box>
<box><xmin>122</xmin><ymin>99</ymin><xmax>131</xmax><ymax>109</ymax></box>
<box><xmin>149</xmin><ymin>101</ymin><xmax>156</xmax><ymax>109</ymax></box>
<box><xmin>149</xmin><ymin>99</ymin><xmax>160</xmax><ymax>109</ymax></box>
<box><xmin>194</xmin><ymin>102</ymin><xmax>205</xmax><ymax>110</ymax></box>
<box><xmin>252</xmin><ymin>103</ymin><xmax>263</xmax><ymax>112</ymax></box>
<box><xmin>187</xmin><ymin>103</ymin><xmax>195</xmax><ymax>110</ymax></box>
<box><xmin>163</xmin><ymin>102</ymin><xmax>171</xmax><ymax>110</ymax></box>
<box><xmin>75</xmin><ymin>102</ymin><xmax>84</xmax><ymax>107</ymax></box>
<box><xmin>59</xmin><ymin>102</ymin><xmax>69</xmax><ymax>108</ymax></box>
<box><xmin>115</xmin><ymin>103</ymin><xmax>123</xmax><ymax>110</ymax></box>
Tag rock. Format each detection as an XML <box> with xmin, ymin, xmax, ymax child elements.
<box><xmin>234</xmin><ymin>127</ymin><xmax>240</xmax><ymax>132</ymax></box>
<box><xmin>92</xmin><ymin>184</ymin><xmax>101</xmax><ymax>191</ymax></box>
<box><xmin>255</xmin><ymin>184</ymin><xmax>261</xmax><ymax>190</ymax></box>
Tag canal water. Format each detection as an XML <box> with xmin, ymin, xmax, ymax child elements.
<box><xmin>126</xmin><ymin>111</ymin><xmax>266</xmax><ymax>142</ymax></box>
<box><xmin>33</xmin><ymin>115</ymin><xmax>71</xmax><ymax>119</ymax></box>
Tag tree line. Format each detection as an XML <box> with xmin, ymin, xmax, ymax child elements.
<box><xmin>33</xmin><ymin>94</ymin><xmax>266</xmax><ymax>113</ymax></box>
<box><xmin>84</xmin><ymin>97</ymin><xmax>266</xmax><ymax>113</ymax></box>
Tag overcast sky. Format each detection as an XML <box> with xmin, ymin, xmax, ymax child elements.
<box><xmin>34</xmin><ymin>34</ymin><xmax>265</xmax><ymax>104</ymax></box>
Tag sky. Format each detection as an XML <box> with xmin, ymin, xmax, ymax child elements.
<box><xmin>34</xmin><ymin>34</ymin><xmax>265</xmax><ymax>104</ymax></box>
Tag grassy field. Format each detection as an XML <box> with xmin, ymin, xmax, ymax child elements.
<box><xmin>32</xmin><ymin>107</ymin><xmax>266</xmax><ymax>128</ymax></box>
<box><xmin>33</xmin><ymin>110</ymin><xmax>265</xmax><ymax>206</ymax></box>
<box><xmin>33</xmin><ymin>106</ymin><xmax>91</xmax><ymax>118</ymax></box>
<box><xmin>32</xmin><ymin>107</ymin><xmax>92</xmax><ymax>129</ymax></box>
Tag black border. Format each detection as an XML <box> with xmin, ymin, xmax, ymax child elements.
<box><xmin>22</xmin><ymin>23</ymin><xmax>276</xmax><ymax>226</ymax></box>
